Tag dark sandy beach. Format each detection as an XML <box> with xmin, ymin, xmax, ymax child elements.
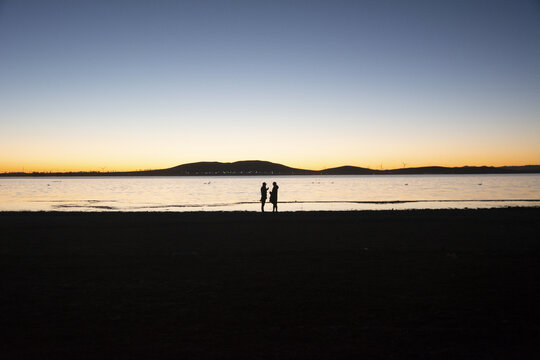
<box><xmin>1</xmin><ymin>208</ymin><xmax>539</xmax><ymax>359</ymax></box>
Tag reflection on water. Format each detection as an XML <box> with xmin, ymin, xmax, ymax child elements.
<box><xmin>1</xmin><ymin>174</ymin><xmax>539</xmax><ymax>212</ymax></box>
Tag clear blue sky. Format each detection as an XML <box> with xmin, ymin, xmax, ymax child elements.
<box><xmin>1</xmin><ymin>0</ymin><xmax>539</xmax><ymax>171</ymax></box>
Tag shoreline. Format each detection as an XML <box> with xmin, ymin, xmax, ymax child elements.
<box><xmin>2</xmin><ymin>204</ymin><xmax>540</xmax><ymax>212</ymax></box>
<box><xmin>2</xmin><ymin>208</ymin><xmax>539</xmax><ymax>358</ymax></box>
<box><xmin>2</xmin><ymin>202</ymin><xmax>540</xmax><ymax>213</ymax></box>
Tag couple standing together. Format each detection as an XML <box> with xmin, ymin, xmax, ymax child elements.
<box><xmin>260</xmin><ymin>182</ymin><xmax>279</xmax><ymax>212</ymax></box>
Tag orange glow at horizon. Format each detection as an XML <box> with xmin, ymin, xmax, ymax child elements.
<box><xmin>2</xmin><ymin>121</ymin><xmax>539</xmax><ymax>173</ymax></box>
<box><xmin>3</xmin><ymin>155</ymin><xmax>540</xmax><ymax>174</ymax></box>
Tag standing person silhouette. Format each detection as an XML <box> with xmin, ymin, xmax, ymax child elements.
<box><xmin>270</xmin><ymin>182</ymin><xmax>279</xmax><ymax>212</ymax></box>
<box><xmin>260</xmin><ymin>182</ymin><xmax>269</xmax><ymax>212</ymax></box>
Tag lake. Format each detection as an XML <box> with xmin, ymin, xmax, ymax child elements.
<box><xmin>1</xmin><ymin>174</ymin><xmax>539</xmax><ymax>212</ymax></box>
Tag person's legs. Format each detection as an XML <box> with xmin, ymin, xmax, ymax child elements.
<box><xmin>261</xmin><ymin>200</ymin><xmax>265</xmax><ymax>212</ymax></box>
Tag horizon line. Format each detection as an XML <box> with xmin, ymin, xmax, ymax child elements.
<box><xmin>2</xmin><ymin>160</ymin><xmax>540</xmax><ymax>175</ymax></box>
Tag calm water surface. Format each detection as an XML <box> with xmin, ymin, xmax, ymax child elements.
<box><xmin>1</xmin><ymin>175</ymin><xmax>539</xmax><ymax>211</ymax></box>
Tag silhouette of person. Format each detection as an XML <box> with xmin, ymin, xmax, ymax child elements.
<box><xmin>260</xmin><ymin>182</ymin><xmax>269</xmax><ymax>212</ymax></box>
<box><xmin>269</xmin><ymin>182</ymin><xmax>279</xmax><ymax>212</ymax></box>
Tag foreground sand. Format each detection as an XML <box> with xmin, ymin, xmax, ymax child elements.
<box><xmin>1</xmin><ymin>208</ymin><xmax>539</xmax><ymax>359</ymax></box>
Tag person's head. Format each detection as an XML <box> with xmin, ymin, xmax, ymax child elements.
<box><xmin>262</xmin><ymin>182</ymin><xmax>266</xmax><ymax>186</ymax></box>
<box><xmin>273</xmin><ymin>182</ymin><xmax>277</xmax><ymax>186</ymax></box>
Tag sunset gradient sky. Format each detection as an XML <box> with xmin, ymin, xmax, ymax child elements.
<box><xmin>1</xmin><ymin>0</ymin><xmax>539</xmax><ymax>172</ymax></box>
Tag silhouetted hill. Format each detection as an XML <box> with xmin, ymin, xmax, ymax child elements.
<box><xmin>320</xmin><ymin>166</ymin><xmax>376</xmax><ymax>175</ymax></box>
<box><xmin>141</xmin><ymin>160</ymin><xmax>316</xmax><ymax>176</ymax></box>
<box><xmin>1</xmin><ymin>162</ymin><xmax>539</xmax><ymax>176</ymax></box>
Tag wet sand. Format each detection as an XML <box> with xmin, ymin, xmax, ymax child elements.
<box><xmin>1</xmin><ymin>208</ymin><xmax>539</xmax><ymax>359</ymax></box>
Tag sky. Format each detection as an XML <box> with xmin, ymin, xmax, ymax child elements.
<box><xmin>1</xmin><ymin>0</ymin><xmax>539</xmax><ymax>172</ymax></box>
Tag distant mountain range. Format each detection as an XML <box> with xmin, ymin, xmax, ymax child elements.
<box><xmin>2</xmin><ymin>161</ymin><xmax>540</xmax><ymax>176</ymax></box>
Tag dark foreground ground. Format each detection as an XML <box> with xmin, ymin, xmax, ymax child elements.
<box><xmin>1</xmin><ymin>208</ymin><xmax>539</xmax><ymax>359</ymax></box>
